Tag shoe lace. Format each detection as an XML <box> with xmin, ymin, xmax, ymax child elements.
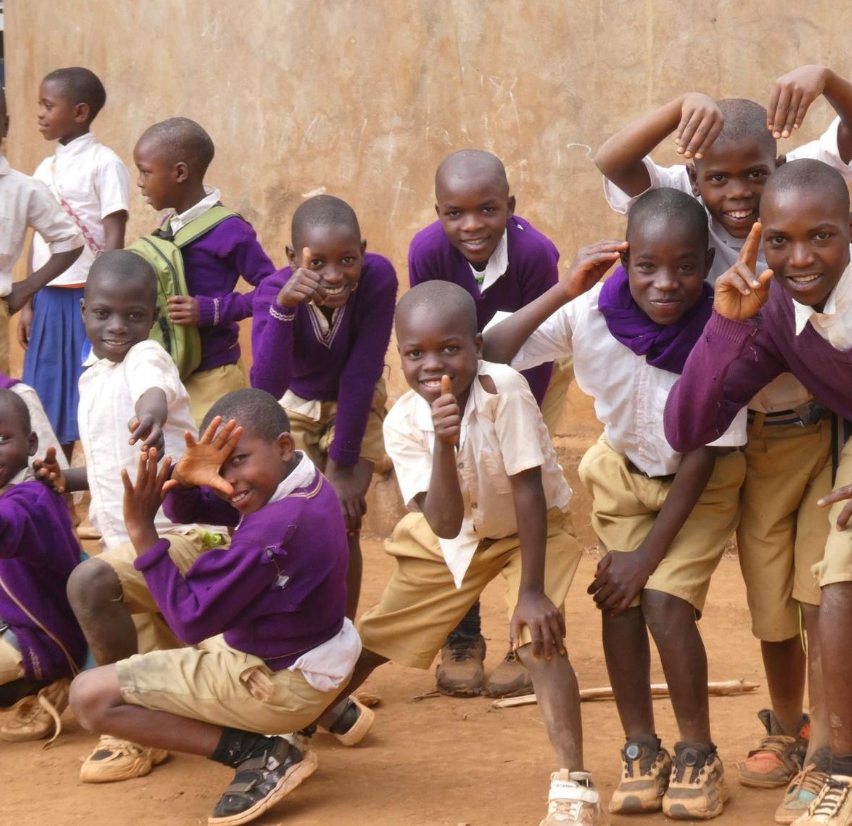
<box><xmin>549</xmin><ymin>798</ymin><xmax>589</xmax><ymax>819</ymax></box>
<box><xmin>812</xmin><ymin>779</ymin><xmax>850</xmax><ymax>818</ymax></box>
<box><xmin>750</xmin><ymin>734</ymin><xmax>795</xmax><ymax>758</ymax></box>
<box><xmin>792</xmin><ymin>765</ymin><xmax>829</xmax><ymax>797</ymax></box>
<box><xmin>12</xmin><ymin>690</ymin><xmax>63</xmax><ymax>746</ymax></box>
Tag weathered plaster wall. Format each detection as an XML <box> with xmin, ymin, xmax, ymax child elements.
<box><xmin>4</xmin><ymin>1</ymin><xmax>851</xmax><ymax>428</ymax></box>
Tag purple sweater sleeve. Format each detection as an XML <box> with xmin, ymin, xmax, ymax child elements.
<box><xmin>249</xmin><ymin>271</ymin><xmax>295</xmax><ymax>397</ymax></box>
<box><xmin>162</xmin><ymin>485</ymin><xmax>240</xmax><ymax>528</ymax></box>
<box><xmin>664</xmin><ymin>312</ymin><xmax>786</xmax><ymax>452</ymax></box>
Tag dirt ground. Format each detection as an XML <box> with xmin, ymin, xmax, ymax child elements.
<box><xmin>0</xmin><ymin>445</ymin><xmax>790</xmax><ymax>826</ymax></box>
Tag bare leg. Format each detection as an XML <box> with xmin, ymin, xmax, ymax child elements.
<box><xmin>760</xmin><ymin>636</ymin><xmax>807</xmax><ymax>736</ymax></box>
<box><xmin>346</xmin><ymin>533</ymin><xmax>363</xmax><ymax>620</ymax></box>
<box><xmin>819</xmin><ymin>582</ymin><xmax>852</xmax><ymax>756</ymax></box>
<box><xmin>316</xmin><ymin>648</ymin><xmax>387</xmax><ymax>729</ymax></box>
<box><xmin>802</xmin><ymin>603</ymin><xmax>830</xmax><ymax>763</ymax></box>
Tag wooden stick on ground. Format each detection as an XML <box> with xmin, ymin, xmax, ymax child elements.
<box><xmin>491</xmin><ymin>679</ymin><xmax>760</xmax><ymax>709</ymax></box>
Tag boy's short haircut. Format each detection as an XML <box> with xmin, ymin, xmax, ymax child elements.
<box><xmin>291</xmin><ymin>195</ymin><xmax>360</xmax><ymax>249</ymax></box>
<box><xmin>435</xmin><ymin>149</ymin><xmax>509</xmax><ymax>194</ymax></box>
<box><xmin>0</xmin><ymin>388</ymin><xmax>32</xmax><ymax>434</ymax></box>
<box><xmin>703</xmin><ymin>98</ymin><xmax>777</xmax><ymax>158</ymax></box>
<box><xmin>627</xmin><ymin>187</ymin><xmax>710</xmax><ymax>250</ymax></box>
<box><xmin>86</xmin><ymin>250</ymin><xmax>158</xmax><ymax>304</ymax></box>
<box><xmin>761</xmin><ymin>158</ymin><xmax>851</xmax><ymax>215</ymax></box>
<box><xmin>137</xmin><ymin>117</ymin><xmax>215</xmax><ymax>175</ymax></box>
<box><xmin>202</xmin><ymin>388</ymin><xmax>291</xmax><ymax>442</ymax></box>
<box><xmin>396</xmin><ymin>280</ymin><xmax>478</xmax><ymax>338</ymax></box>
<box><xmin>42</xmin><ymin>67</ymin><xmax>107</xmax><ymax>121</ymax></box>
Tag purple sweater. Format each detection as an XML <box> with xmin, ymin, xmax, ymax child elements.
<box><xmin>178</xmin><ymin>215</ymin><xmax>276</xmax><ymax>373</ymax></box>
<box><xmin>250</xmin><ymin>253</ymin><xmax>397</xmax><ymax>466</ymax></box>
<box><xmin>408</xmin><ymin>216</ymin><xmax>559</xmax><ymax>404</ymax></box>
<box><xmin>138</xmin><ymin>465</ymin><xmax>349</xmax><ymax>670</ymax></box>
<box><xmin>664</xmin><ymin>281</ymin><xmax>852</xmax><ymax>453</ymax></box>
<box><xmin>0</xmin><ymin>482</ymin><xmax>86</xmax><ymax>682</ymax></box>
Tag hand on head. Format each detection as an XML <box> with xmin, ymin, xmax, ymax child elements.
<box><xmin>276</xmin><ymin>247</ymin><xmax>327</xmax><ymax>309</ymax></box>
<box><xmin>674</xmin><ymin>93</ymin><xmax>724</xmax><ymax>159</ymax></box>
<box><xmin>431</xmin><ymin>374</ymin><xmax>460</xmax><ymax>447</ymax></box>
<box><xmin>713</xmin><ymin>222</ymin><xmax>774</xmax><ymax>321</ymax></box>
<box><xmin>562</xmin><ymin>240</ymin><xmax>628</xmax><ymax>299</ymax></box>
<box><xmin>171</xmin><ymin>415</ymin><xmax>242</xmax><ymax>497</ymax></box>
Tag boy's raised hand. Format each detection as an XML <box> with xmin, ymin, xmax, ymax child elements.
<box><xmin>122</xmin><ymin>447</ymin><xmax>174</xmax><ymax>552</ymax></box>
<box><xmin>33</xmin><ymin>446</ymin><xmax>67</xmax><ymax>494</ymax></box>
<box><xmin>768</xmin><ymin>65</ymin><xmax>829</xmax><ymax>139</ymax></box>
<box><xmin>562</xmin><ymin>241</ymin><xmax>628</xmax><ymax>300</ymax></box>
<box><xmin>171</xmin><ymin>415</ymin><xmax>242</xmax><ymax>497</ymax></box>
<box><xmin>276</xmin><ymin>247</ymin><xmax>327</xmax><ymax>309</ymax></box>
<box><xmin>714</xmin><ymin>222</ymin><xmax>773</xmax><ymax>321</ymax></box>
<box><xmin>431</xmin><ymin>374</ymin><xmax>461</xmax><ymax>447</ymax></box>
<box><xmin>675</xmin><ymin>93</ymin><xmax>724</xmax><ymax>159</ymax></box>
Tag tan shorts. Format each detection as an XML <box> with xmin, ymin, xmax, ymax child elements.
<box><xmin>0</xmin><ymin>298</ymin><xmax>10</xmax><ymax>376</ymax></box>
<box><xmin>578</xmin><ymin>435</ymin><xmax>745</xmax><ymax>614</ymax></box>
<box><xmin>286</xmin><ymin>379</ymin><xmax>387</xmax><ymax>468</ymax></box>
<box><xmin>0</xmin><ymin>632</ymin><xmax>24</xmax><ymax>686</ymax></box>
<box><xmin>815</xmin><ymin>432</ymin><xmax>852</xmax><ymax>587</ymax></box>
<box><xmin>116</xmin><ymin>633</ymin><xmax>347</xmax><ymax>733</ymax></box>
<box><xmin>184</xmin><ymin>362</ymin><xmax>248</xmax><ymax>428</ymax></box>
<box><xmin>357</xmin><ymin>509</ymin><xmax>581</xmax><ymax>668</ymax></box>
<box><xmin>540</xmin><ymin>357</ymin><xmax>574</xmax><ymax>436</ymax></box>
<box><xmin>738</xmin><ymin>414</ymin><xmax>832</xmax><ymax>640</ymax></box>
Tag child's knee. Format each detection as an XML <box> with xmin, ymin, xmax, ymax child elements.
<box><xmin>641</xmin><ymin>590</ymin><xmax>695</xmax><ymax>638</ymax></box>
<box><xmin>69</xmin><ymin>670</ymin><xmax>116</xmax><ymax>731</ymax></box>
<box><xmin>67</xmin><ymin>558</ymin><xmax>121</xmax><ymax>613</ymax></box>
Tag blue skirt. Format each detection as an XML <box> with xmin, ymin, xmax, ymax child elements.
<box><xmin>22</xmin><ymin>286</ymin><xmax>87</xmax><ymax>444</ymax></box>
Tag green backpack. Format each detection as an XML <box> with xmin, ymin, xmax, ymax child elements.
<box><xmin>127</xmin><ymin>206</ymin><xmax>237</xmax><ymax>380</ymax></box>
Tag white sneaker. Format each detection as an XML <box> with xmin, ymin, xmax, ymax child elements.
<box><xmin>540</xmin><ymin>770</ymin><xmax>609</xmax><ymax>825</ymax></box>
<box><xmin>793</xmin><ymin>774</ymin><xmax>852</xmax><ymax>824</ymax></box>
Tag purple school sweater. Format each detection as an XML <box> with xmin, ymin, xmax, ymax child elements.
<box><xmin>408</xmin><ymin>216</ymin><xmax>559</xmax><ymax>404</ymax></box>
<box><xmin>0</xmin><ymin>482</ymin><xmax>86</xmax><ymax>682</ymax></box>
<box><xmin>138</xmin><ymin>466</ymin><xmax>349</xmax><ymax>670</ymax></box>
<box><xmin>664</xmin><ymin>281</ymin><xmax>852</xmax><ymax>453</ymax></box>
<box><xmin>176</xmin><ymin>215</ymin><xmax>276</xmax><ymax>373</ymax></box>
<box><xmin>250</xmin><ymin>253</ymin><xmax>398</xmax><ymax>466</ymax></box>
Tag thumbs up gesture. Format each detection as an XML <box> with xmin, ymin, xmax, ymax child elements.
<box><xmin>714</xmin><ymin>222</ymin><xmax>774</xmax><ymax>321</ymax></box>
<box><xmin>431</xmin><ymin>374</ymin><xmax>461</xmax><ymax>447</ymax></box>
<box><xmin>276</xmin><ymin>247</ymin><xmax>327</xmax><ymax>309</ymax></box>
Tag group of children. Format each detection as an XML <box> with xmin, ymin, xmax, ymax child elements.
<box><xmin>1</xmin><ymin>59</ymin><xmax>852</xmax><ymax>826</ymax></box>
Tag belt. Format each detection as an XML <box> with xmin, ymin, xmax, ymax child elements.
<box><xmin>626</xmin><ymin>460</ymin><xmax>676</xmax><ymax>484</ymax></box>
<box><xmin>747</xmin><ymin>402</ymin><xmax>829</xmax><ymax>428</ymax></box>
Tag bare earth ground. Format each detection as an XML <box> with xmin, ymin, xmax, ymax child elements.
<box><xmin>0</xmin><ymin>444</ymin><xmax>787</xmax><ymax>826</ymax></box>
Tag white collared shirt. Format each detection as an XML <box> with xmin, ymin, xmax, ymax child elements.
<box><xmin>601</xmin><ymin>117</ymin><xmax>852</xmax><ymax>413</ymax></box>
<box><xmin>167</xmin><ymin>186</ymin><xmax>222</xmax><ymax>234</ymax></box>
<box><xmin>31</xmin><ymin>132</ymin><xmax>130</xmax><ymax>287</ymax></box>
<box><xmin>78</xmin><ymin>340</ymin><xmax>199</xmax><ymax>549</ymax></box>
<box><xmin>504</xmin><ymin>284</ymin><xmax>747</xmax><ymax>476</ymax></box>
<box><xmin>384</xmin><ymin>360</ymin><xmax>573</xmax><ymax>587</ymax></box>
<box><xmin>794</xmin><ymin>250</ymin><xmax>852</xmax><ymax>351</ymax></box>
<box><xmin>0</xmin><ymin>154</ymin><xmax>82</xmax><ymax>297</ymax></box>
<box><xmin>469</xmin><ymin>229</ymin><xmax>509</xmax><ymax>295</ymax></box>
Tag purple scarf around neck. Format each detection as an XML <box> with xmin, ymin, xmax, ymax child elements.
<box><xmin>0</xmin><ymin>373</ymin><xmax>19</xmax><ymax>390</ymax></box>
<box><xmin>597</xmin><ymin>266</ymin><xmax>713</xmax><ymax>375</ymax></box>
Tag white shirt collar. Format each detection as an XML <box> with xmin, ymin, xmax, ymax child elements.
<box><xmin>794</xmin><ymin>252</ymin><xmax>852</xmax><ymax>347</ymax></box>
<box><xmin>0</xmin><ymin>154</ymin><xmax>10</xmax><ymax>176</ymax></box>
<box><xmin>469</xmin><ymin>230</ymin><xmax>508</xmax><ymax>294</ymax></box>
<box><xmin>267</xmin><ymin>451</ymin><xmax>317</xmax><ymax>504</ymax></box>
<box><xmin>54</xmin><ymin>131</ymin><xmax>96</xmax><ymax>158</ymax></box>
<box><xmin>168</xmin><ymin>185</ymin><xmax>221</xmax><ymax>233</ymax></box>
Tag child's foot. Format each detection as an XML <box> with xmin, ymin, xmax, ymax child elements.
<box><xmin>435</xmin><ymin>634</ymin><xmax>485</xmax><ymax>696</ymax></box>
<box><xmin>775</xmin><ymin>764</ymin><xmax>830</xmax><ymax>824</ymax></box>
<box><xmin>209</xmin><ymin>735</ymin><xmax>318</xmax><ymax>826</ymax></box>
<box><xmin>540</xmin><ymin>770</ymin><xmax>608</xmax><ymax>826</ymax></box>
<box><xmin>79</xmin><ymin>735</ymin><xmax>169</xmax><ymax>783</ymax></box>
<box><xmin>323</xmin><ymin>696</ymin><xmax>374</xmax><ymax>746</ymax></box>
<box><xmin>792</xmin><ymin>774</ymin><xmax>852</xmax><ymax>825</ymax></box>
<box><xmin>609</xmin><ymin>734</ymin><xmax>672</xmax><ymax>813</ymax></box>
<box><xmin>484</xmin><ymin>648</ymin><xmax>533</xmax><ymax>698</ymax></box>
<box><xmin>662</xmin><ymin>742</ymin><xmax>728</xmax><ymax>820</ymax></box>
<box><xmin>740</xmin><ymin>709</ymin><xmax>809</xmax><ymax>788</ymax></box>
<box><xmin>0</xmin><ymin>678</ymin><xmax>69</xmax><ymax>744</ymax></box>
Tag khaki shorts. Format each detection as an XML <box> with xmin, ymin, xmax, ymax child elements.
<box><xmin>540</xmin><ymin>357</ymin><xmax>574</xmax><ymax>437</ymax></box>
<box><xmin>357</xmin><ymin>509</ymin><xmax>581</xmax><ymax>669</ymax></box>
<box><xmin>116</xmin><ymin>633</ymin><xmax>347</xmax><ymax>733</ymax></box>
<box><xmin>184</xmin><ymin>362</ymin><xmax>248</xmax><ymax>428</ymax></box>
<box><xmin>578</xmin><ymin>435</ymin><xmax>745</xmax><ymax>614</ymax></box>
<box><xmin>815</xmin><ymin>433</ymin><xmax>852</xmax><ymax>587</ymax></box>
<box><xmin>286</xmin><ymin>379</ymin><xmax>387</xmax><ymax>468</ymax></box>
<box><xmin>0</xmin><ymin>298</ymin><xmax>9</xmax><ymax>375</ymax></box>
<box><xmin>738</xmin><ymin>414</ymin><xmax>832</xmax><ymax>640</ymax></box>
<box><xmin>0</xmin><ymin>632</ymin><xmax>24</xmax><ymax>686</ymax></box>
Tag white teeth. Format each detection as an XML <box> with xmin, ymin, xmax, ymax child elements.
<box><xmin>231</xmin><ymin>491</ymin><xmax>249</xmax><ymax>503</ymax></box>
<box><xmin>726</xmin><ymin>210</ymin><xmax>755</xmax><ymax>219</ymax></box>
<box><xmin>422</xmin><ymin>380</ymin><xmax>442</xmax><ymax>389</ymax></box>
<box><xmin>790</xmin><ymin>274</ymin><xmax>821</xmax><ymax>284</ymax></box>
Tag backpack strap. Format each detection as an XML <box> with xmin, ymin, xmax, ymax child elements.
<box><xmin>154</xmin><ymin>205</ymin><xmax>240</xmax><ymax>247</ymax></box>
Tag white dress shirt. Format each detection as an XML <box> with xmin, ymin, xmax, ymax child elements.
<box><xmin>469</xmin><ymin>229</ymin><xmax>509</xmax><ymax>294</ymax></box>
<box><xmin>794</xmin><ymin>249</ymin><xmax>852</xmax><ymax>351</ymax></box>
<box><xmin>166</xmin><ymin>185</ymin><xmax>222</xmax><ymax>233</ymax></box>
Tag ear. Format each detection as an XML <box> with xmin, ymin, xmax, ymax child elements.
<box><xmin>2</xmin><ymin>114</ymin><xmax>8</xmax><ymax>141</ymax></box>
<box><xmin>359</xmin><ymin>238</ymin><xmax>368</xmax><ymax>255</ymax></box>
<box><xmin>704</xmin><ymin>246</ymin><xmax>716</xmax><ymax>278</ymax></box>
<box><xmin>620</xmin><ymin>249</ymin><xmax>629</xmax><ymax>269</ymax></box>
<box><xmin>776</xmin><ymin>154</ymin><xmax>787</xmax><ymax>168</ymax></box>
<box><xmin>686</xmin><ymin>164</ymin><xmax>700</xmax><ymax>197</ymax></box>
<box><xmin>506</xmin><ymin>195</ymin><xmax>516</xmax><ymax>219</ymax></box>
<box><xmin>151</xmin><ymin>304</ymin><xmax>161</xmax><ymax>325</ymax></box>
<box><xmin>434</xmin><ymin>202</ymin><xmax>441</xmax><ymax>220</ymax></box>
<box><xmin>474</xmin><ymin>332</ymin><xmax>484</xmax><ymax>358</ymax></box>
<box><xmin>79</xmin><ymin>298</ymin><xmax>86</xmax><ymax>321</ymax></box>
<box><xmin>27</xmin><ymin>432</ymin><xmax>39</xmax><ymax>458</ymax></box>
<box><xmin>276</xmin><ymin>432</ymin><xmax>296</xmax><ymax>463</ymax></box>
<box><xmin>73</xmin><ymin>102</ymin><xmax>90</xmax><ymax>125</ymax></box>
<box><xmin>174</xmin><ymin>161</ymin><xmax>190</xmax><ymax>184</ymax></box>
<box><xmin>285</xmin><ymin>245</ymin><xmax>297</xmax><ymax>267</ymax></box>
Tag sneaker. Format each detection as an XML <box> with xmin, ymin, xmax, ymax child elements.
<box><xmin>740</xmin><ymin>709</ymin><xmax>809</xmax><ymax>788</ymax></box>
<box><xmin>609</xmin><ymin>735</ymin><xmax>672</xmax><ymax>813</ymax></box>
<box><xmin>79</xmin><ymin>735</ymin><xmax>169</xmax><ymax>783</ymax></box>
<box><xmin>484</xmin><ymin>648</ymin><xmax>534</xmax><ymax>698</ymax></box>
<box><xmin>776</xmin><ymin>765</ymin><xmax>830</xmax><ymax>824</ymax></box>
<box><xmin>793</xmin><ymin>774</ymin><xmax>852</xmax><ymax>825</ymax></box>
<box><xmin>209</xmin><ymin>736</ymin><xmax>318</xmax><ymax>826</ymax></box>
<box><xmin>325</xmin><ymin>696</ymin><xmax>374</xmax><ymax>747</ymax></box>
<box><xmin>0</xmin><ymin>678</ymin><xmax>69</xmax><ymax>744</ymax></box>
<box><xmin>435</xmin><ymin>634</ymin><xmax>485</xmax><ymax>696</ymax></box>
<box><xmin>540</xmin><ymin>770</ymin><xmax>608</xmax><ymax>825</ymax></box>
<box><xmin>663</xmin><ymin>742</ymin><xmax>729</xmax><ymax>820</ymax></box>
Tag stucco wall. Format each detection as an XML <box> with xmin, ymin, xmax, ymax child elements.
<box><xmin>4</xmin><ymin>1</ymin><xmax>851</xmax><ymax>429</ymax></box>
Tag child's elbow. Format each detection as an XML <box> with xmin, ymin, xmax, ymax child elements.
<box><xmin>427</xmin><ymin>514</ymin><xmax>464</xmax><ymax>540</ymax></box>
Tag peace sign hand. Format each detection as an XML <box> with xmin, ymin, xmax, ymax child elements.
<box><xmin>713</xmin><ymin>222</ymin><xmax>774</xmax><ymax>321</ymax></box>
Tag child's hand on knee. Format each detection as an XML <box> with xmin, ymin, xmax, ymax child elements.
<box><xmin>588</xmin><ymin>550</ymin><xmax>652</xmax><ymax>616</ymax></box>
<box><xmin>33</xmin><ymin>446</ymin><xmax>67</xmax><ymax>494</ymax></box>
<box><xmin>277</xmin><ymin>247</ymin><xmax>328</xmax><ymax>308</ymax></box>
<box><xmin>768</xmin><ymin>65</ymin><xmax>829</xmax><ymax>138</ymax></box>
<box><xmin>674</xmin><ymin>92</ymin><xmax>724</xmax><ymax>159</ymax></box>
<box><xmin>325</xmin><ymin>460</ymin><xmax>368</xmax><ymax>535</ymax></box>
<box><xmin>511</xmin><ymin>592</ymin><xmax>566</xmax><ymax>661</ymax></box>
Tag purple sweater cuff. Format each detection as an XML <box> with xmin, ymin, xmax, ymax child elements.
<box><xmin>133</xmin><ymin>538</ymin><xmax>174</xmax><ymax>572</ymax></box>
<box><xmin>195</xmin><ymin>295</ymin><xmax>220</xmax><ymax>327</ymax></box>
<box><xmin>705</xmin><ymin>311</ymin><xmax>759</xmax><ymax>345</ymax></box>
<box><xmin>327</xmin><ymin>442</ymin><xmax>359</xmax><ymax>466</ymax></box>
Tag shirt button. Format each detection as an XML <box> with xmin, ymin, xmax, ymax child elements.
<box><xmin>471</xmin><ymin>502</ymin><xmax>478</xmax><ymax>509</ymax></box>
<box><xmin>457</xmin><ymin>461</ymin><xmax>464</xmax><ymax>469</ymax></box>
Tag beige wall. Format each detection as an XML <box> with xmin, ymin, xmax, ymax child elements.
<box><xmin>4</xmin><ymin>0</ymin><xmax>851</xmax><ymax>428</ymax></box>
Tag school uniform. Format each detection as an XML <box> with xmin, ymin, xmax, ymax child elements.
<box><xmin>28</xmin><ymin>132</ymin><xmax>130</xmax><ymax>443</ymax></box>
<box><xmin>162</xmin><ymin>186</ymin><xmax>276</xmax><ymax>425</ymax></box>
<box><xmin>510</xmin><ymin>275</ymin><xmax>747</xmax><ymax>613</ymax></box>
<box><xmin>251</xmin><ymin>252</ymin><xmax>398</xmax><ymax>467</ymax></box>
<box><xmin>408</xmin><ymin>216</ymin><xmax>572</xmax><ymax>429</ymax></box>
<box><xmin>115</xmin><ymin>452</ymin><xmax>359</xmax><ymax>733</ymax></box>
<box><xmin>0</xmin><ymin>154</ymin><xmax>82</xmax><ymax>375</ymax></box>
<box><xmin>603</xmin><ymin>120</ymin><xmax>852</xmax><ymax>639</ymax></box>
<box><xmin>357</xmin><ymin>360</ymin><xmax>580</xmax><ymax>668</ymax></box>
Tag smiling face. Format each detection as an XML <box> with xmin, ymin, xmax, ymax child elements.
<box><xmin>133</xmin><ymin>138</ymin><xmax>182</xmax><ymax>211</ymax></box>
<box><xmin>0</xmin><ymin>398</ymin><xmax>37</xmax><ymax>490</ymax></box>
<box><xmin>691</xmin><ymin>138</ymin><xmax>778</xmax><ymax>239</ymax></box>
<box><xmin>37</xmin><ymin>79</ymin><xmax>87</xmax><ymax>143</ymax></box>
<box><xmin>286</xmin><ymin>223</ymin><xmax>365</xmax><ymax>310</ymax></box>
<box><xmin>625</xmin><ymin>217</ymin><xmax>711</xmax><ymax>325</ymax></box>
<box><xmin>761</xmin><ymin>190</ymin><xmax>851</xmax><ymax>311</ymax></box>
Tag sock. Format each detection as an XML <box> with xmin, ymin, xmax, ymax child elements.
<box><xmin>830</xmin><ymin>753</ymin><xmax>852</xmax><ymax>778</ymax></box>
<box><xmin>448</xmin><ymin>600</ymin><xmax>482</xmax><ymax>642</ymax></box>
<box><xmin>812</xmin><ymin>747</ymin><xmax>832</xmax><ymax>774</ymax></box>
<box><xmin>210</xmin><ymin>728</ymin><xmax>275</xmax><ymax>768</ymax></box>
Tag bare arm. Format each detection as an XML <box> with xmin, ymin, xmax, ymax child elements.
<box><xmin>7</xmin><ymin>248</ymin><xmax>83</xmax><ymax>313</ymax></box>
<box><xmin>102</xmin><ymin>210</ymin><xmax>128</xmax><ymax>251</ymax></box>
